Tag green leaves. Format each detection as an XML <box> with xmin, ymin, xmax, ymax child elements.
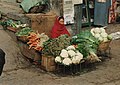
<box><xmin>71</xmin><ymin>30</ymin><xmax>100</xmax><ymax>58</ymax></box>
<box><xmin>42</xmin><ymin>35</ymin><xmax>71</xmax><ymax>57</ymax></box>
<box><xmin>15</xmin><ymin>27</ymin><xmax>33</xmax><ymax>36</ymax></box>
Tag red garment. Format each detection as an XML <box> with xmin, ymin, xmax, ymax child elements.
<box><xmin>50</xmin><ymin>17</ymin><xmax>70</xmax><ymax>38</ymax></box>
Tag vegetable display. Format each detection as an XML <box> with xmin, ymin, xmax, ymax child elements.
<box><xmin>71</xmin><ymin>30</ymin><xmax>101</xmax><ymax>62</ymax></box>
<box><xmin>55</xmin><ymin>45</ymin><xmax>83</xmax><ymax>66</ymax></box>
<box><xmin>27</xmin><ymin>32</ymin><xmax>49</xmax><ymax>51</ymax></box>
<box><xmin>15</xmin><ymin>27</ymin><xmax>33</xmax><ymax>36</ymax></box>
<box><xmin>91</xmin><ymin>27</ymin><xmax>112</xmax><ymax>42</ymax></box>
<box><xmin>42</xmin><ymin>34</ymin><xmax>71</xmax><ymax>57</ymax></box>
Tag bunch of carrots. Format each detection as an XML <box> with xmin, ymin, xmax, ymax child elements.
<box><xmin>27</xmin><ymin>32</ymin><xmax>43</xmax><ymax>51</ymax></box>
<box><xmin>27</xmin><ymin>31</ymin><xmax>49</xmax><ymax>51</ymax></box>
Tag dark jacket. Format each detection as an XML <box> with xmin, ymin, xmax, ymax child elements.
<box><xmin>0</xmin><ymin>48</ymin><xmax>5</xmax><ymax>76</ymax></box>
<box><xmin>0</xmin><ymin>48</ymin><xmax>5</xmax><ymax>65</ymax></box>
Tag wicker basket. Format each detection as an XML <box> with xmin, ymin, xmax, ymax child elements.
<box><xmin>17</xmin><ymin>35</ymin><xmax>28</xmax><ymax>43</ymax></box>
<box><xmin>98</xmin><ymin>40</ymin><xmax>111</xmax><ymax>52</ymax></box>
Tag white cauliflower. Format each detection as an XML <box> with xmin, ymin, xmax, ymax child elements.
<box><xmin>76</xmin><ymin>55</ymin><xmax>83</xmax><ymax>61</ymax></box>
<box><xmin>94</xmin><ymin>33</ymin><xmax>101</xmax><ymax>38</ymax></box>
<box><xmin>66</xmin><ymin>45</ymin><xmax>75</xmax><ymax>50</ymax></box>
<box><xmin>76</xmin><ymin>51</ymin><xmax>83</xmax><ymax>59</ymax></box>
<box><xmin>55</xmin><ymin>56</ymin><xmax>62</xmax><ymax>63</ymax></box>
<box><xmin>60</xmin><ymin>49</ymin><xmax>68</xmax><ymax>58</ymax></box>
<box><xmin>72</xmin><ymin>56</ymin><xmax>77</xmax><ymax>64</ymax></box>
<box><xmin>72</xmin><ymin>55</ymin><xmax>83</xmax><ymax>64</ymax></box>
<box><xmin>90</xmin><ymin>28</ymin><xmax>95</xmax><ymax>36</ymax></box>
<box><xmin>94</xmin><ymin>27</ymin><xmax>101</xmax><ymax>34</ymax></box>
<box><xmin>100</xmin><ymin>28</ymin><xmax>106</xmax><ymax>33</ymax></box>
<box><xmin>98</xmin><ymin>36</ymin><xmax>104</xmax><ymax>41</ymax></box>
<box><xmin>103</xmin><ymin>37</ymin><xmax>108</xmax><ymax>42</ymax></box>
<box><xmin>101</xmin><ymin>32</ymin><xmax>108</xmax><ymax>38</ymax></box>
<box><xmin>62</xmin><ymin>58</ymin><xmax>72</xmax><ymax>66</ymax></box>
<box><xmin>68</xmin><ymin>50</ymin><xmax>76</xmax><ymax>57</ymax></box>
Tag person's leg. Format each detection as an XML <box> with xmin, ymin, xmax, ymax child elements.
<box><xmin>0</xmin><ymin>49</ymin><xmax>5</xmax><ymax>76</ymax></box>
<box><xmin>0</xmin><ymin>65</ymin><xmax>4</xmax><ymax>76</ymax></box>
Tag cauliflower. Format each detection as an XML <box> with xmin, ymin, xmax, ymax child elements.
<box><xmin>68</xmin><ymin>50</ymin><xmax>76</xmax><ymax>57</ymax></box>
<box><xmin>72</xmin><ymin>55</ymin><xmax>83</xmax><ymax>64</ymax></box>
<box><xmin>76</xmin><ymin>50</ymin><xmax>83</xmax><ymax>56</ymax></box>
<box><xmin>98</xmin><ymin>36</ymin><xmax>104</xmax><ymax>41</ymax></box>
<box><xmin>76</xmin><ymin>55</ymin><xmax>82</xmax><ymax>63</ymax></box>
<box><xmin>100</xmin><ymin>28</ymin><xmax>106</xmax><ymax>33</ymax></box>
<box><xmin>66</xmin><ymin>45</ymin><xmax>75</xmax><ymax>50</ymax></box>
<box><xmin>55</xmin><ymin>56</ymin><xmax>62</xmax><ymax>63</ymax></box>
<box><xmin>101</xmin><ymin>32</ymin><xmax>108</xmax><ymax>38</ymax></box>
<box><xmin>94</xmin><ymin>33</ymin><xmax>101</xmax><ymax>38</ymax></box>
<box><xmin>62</xmin><ymin>58</ymin><xmax>72</xmax><ymax>66</ymax></box>
<box><xmin>94</xmin><ymin>27</ymin><xmax>101</xmax><ymax>34</ymax></box>
<box><xmin>60</xmin><ymin>49</ymin><xmax>68</xmax><ymax>58</ymax></box>
<box><xmin>90</xmin><ymin>28</ymin><xmax>95</xmax><ymax>36</ymax></box>
<box><xmin>72</xmin><ymin>56</ymin><xmax>77</xmax><ymax>64</ymax></box>
<box><xmin>103</xmin><ymin>37</ymin><xmax>108</xmax><ymax>42</ymax></box>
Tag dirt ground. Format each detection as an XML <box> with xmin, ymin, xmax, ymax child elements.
<box><xmin>0</xmin><ymin>23</ymin><xmax>119</xmax><ymax>85</ymax></box>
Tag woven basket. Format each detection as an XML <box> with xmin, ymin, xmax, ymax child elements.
<box><xmin>98</xmin><ymin>40</ymin><xmax>111</xmax><ymax>52</ymax></box>
<box><xmin>17</xmin><ymin>35</ymin><xmax>28</xmax><ymax>43</ymax></box>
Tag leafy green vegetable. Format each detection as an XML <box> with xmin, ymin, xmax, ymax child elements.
<box><xmin>42</xmin><ymin>34</ymin><xmax>71</xmax><ymax>57</ymax></box>
<box><xmin>15</xmin><ymin>27</ymin><xmax>33</xmax><ymax>36</ymax></box>
<box><xmin>0</xmin><ymin>19</ymin><xmax>21</xmax><ymax>29</ymax></box>
<box><xmin>71</xmin><ymin>30</ymin><xmax>100</xmax><ymax>59</ymax></box>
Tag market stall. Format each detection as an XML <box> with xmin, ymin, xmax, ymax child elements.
<box><xmin>0</xmin><ymin>19</ymin><xmax>113</xmax><ymax>75</ymax></box>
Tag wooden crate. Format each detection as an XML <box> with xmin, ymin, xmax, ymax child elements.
<box><xmin>18</xmin><ymin>42</ymin><xmax>41</xmax><ymax>62</ymax></box>
<box><xmin>41</xmin><ymin>55</ymin><xmax>55</xmax><ymax>72</ymax></box>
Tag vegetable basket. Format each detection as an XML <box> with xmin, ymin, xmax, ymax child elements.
<box><xmin>7</xmin><ymin>26</ymin><xmax>18</xmax><ymax>33</ymax></box>
<box><xmin>98</xmin><ymin>40</ymin><xmax>111</xmax><ymax>52</ymax></box>
<box><xmin>16</xmin><ymin>35</ymin><xmax>29</xmax><ymax>43</ymax></box>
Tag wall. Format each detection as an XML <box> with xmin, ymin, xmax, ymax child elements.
<box><xmin>50</xmin><ymin>0</ymin><xmax>63</xmax><ymax>16</ymax></box>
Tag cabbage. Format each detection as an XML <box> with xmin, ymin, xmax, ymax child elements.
<box><xmin>107</xmin><ymin>35</ymin><xmax>112</xmax><ymax>40</ymax></box>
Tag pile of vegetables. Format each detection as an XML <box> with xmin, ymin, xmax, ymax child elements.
<box><xmin>55</xmin><ymin>45</ymin><xmax>83</xmax><ymax>66</ymax></box>
<box><xmin>15</xmin><ymin>27</ymin><xmax>33</xmax><ymax>36</ymax></box>
<box><xmin>42</xmin><ymin>34</ymin><xmax>71</xmax><ymax>57</ymax></box>
<box><xmin>90</xmin><ymin>27</ymin><xmax>112</xmax><ymax>42</ymax></box>
<box><xmin>27</xmin><ymin>32</ymin><xmax>49</xmax><ymax>51</ymax></box>
<box><xmin>71</xmin><ymin>30</ymin><xmax>101</xmax><ymax>62</ymax></box>
<box><xmin>0</xmin><ymin>19</ymin><xmax>27</xmax><ymax>28</ymax></box>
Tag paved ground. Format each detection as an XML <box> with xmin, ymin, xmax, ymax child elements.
<box><xmin>0</xmin><ymin>1</ymin><xmax>120</xmax><ymax>85</ymax></box>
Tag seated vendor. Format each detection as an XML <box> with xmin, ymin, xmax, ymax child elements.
<box><xmin>50</xmin><ymin>16</ymin><xmax>70</xmax><ymax>38</ymax></box>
